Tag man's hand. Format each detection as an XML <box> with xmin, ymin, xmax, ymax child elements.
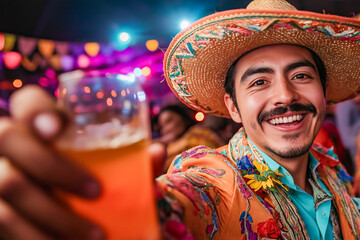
<box><xmin>0</xmin><ymin>85</ymin><xmax>104</xmax><ymax>240</ymax></box>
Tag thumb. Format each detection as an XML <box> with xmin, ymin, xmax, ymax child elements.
<box><xmin>33</xmin><ymin>111</ymin><xmax>66</xmax><ymax>141</ymax></box>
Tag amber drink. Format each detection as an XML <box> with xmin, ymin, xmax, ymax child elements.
<box><xmin>57</xmin><ymin>71</ymin><xmax>160</xmax><ymax>239</ymax></box>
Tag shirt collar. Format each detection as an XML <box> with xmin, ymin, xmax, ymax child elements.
<box><xmin>247</xmin><ymin>136</ymin><xmax>320</xmax><ymax>190</ymax></box>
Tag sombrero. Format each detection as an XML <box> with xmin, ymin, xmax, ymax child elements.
<box><xmin>163</xmin><ymin>0</ymin><xmax>360</xmax><ymax>117</ymax></box>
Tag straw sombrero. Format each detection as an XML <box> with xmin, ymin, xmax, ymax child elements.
<box><xmin>164</xmin><ymin>0</ymin><xmax>360</xmax><ymax>117</ymax></box>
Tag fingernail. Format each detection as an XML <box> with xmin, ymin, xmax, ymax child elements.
<box><xmin>88</xmin><ymin>226</ymin><xmax>106</xmax><ymax>240</ymax></box>
<box><xmin>33</xmin><ymin>112</ymin><xmax>61</xmax><ymax>139</ymax></box>
<box><xmin>82</xmin><ymin>179</ymin><xmax>101</xmax><ymax>198</ymax></box>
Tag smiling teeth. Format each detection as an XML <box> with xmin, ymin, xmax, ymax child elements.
<box><xmin>269</xmin><ymin>115</ymin><xmax>303</xmax><ymax>125</ymax></box>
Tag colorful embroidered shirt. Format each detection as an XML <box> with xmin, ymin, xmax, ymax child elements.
<box><xmin>155</xmin><ymin>128</ymin><xmax>360</xmax><ymax>239</ymax></box>
<box><xmin>252</xmin><ymin>142</ymin><xmax>334</xmax><ymax>239</ymax></box>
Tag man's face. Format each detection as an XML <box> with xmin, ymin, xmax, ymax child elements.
<box><xmin>225</xmin><ymin>45</ymin><xmax>326</xmax><ymax>160</ymax></box>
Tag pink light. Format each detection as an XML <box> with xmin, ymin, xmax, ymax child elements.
<box><xmin>3</xmin><ymin>51</ymin><xmax>22</xmax><ymax>69</ymax></box>
<box><xmin>45</xmin><ymin>68</ymin><xmax>56</xmax><ymax>79</ymax></box>
<box><xmin>77</xmin><ymin>54</ymin><xmax>90</xmax><ymax>68</ymax></box>
<box><xmin>54</xmin><ymin>87</ymin><xmax>59</xmax><ymax>98</ymax></box>
<box><xmin>60</xmin><ymin>55</ymin><xmax>74</xmax><ymax>71</ymax></box>
<box><xmin>38</xmin><ymin>77</ymin><xmax>50</xmax><ymax>87</ymax></box>
<box><xmin>0</xmin><ymin>34</ymin><xmax>5</xmax><ymax>51</ymax></box>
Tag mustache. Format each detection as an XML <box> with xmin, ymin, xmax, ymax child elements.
<box><xmin>257</xmin><ymin>103</ymin><xmax>317</xmax><ymax>125</ymax></box>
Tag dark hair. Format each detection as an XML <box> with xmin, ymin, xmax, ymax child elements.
<box><xmin>224</xmin><ymin>45</ymin><xmax>327</xmax><ymax>110</ymax></box>
<box><xmin>159</xmin><ymin>104</ymin><xmax>196</xmax><ymax>130</ymax></box>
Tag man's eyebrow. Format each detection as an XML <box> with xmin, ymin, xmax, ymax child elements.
<box><xmin>241</xmin><ymin>67</ymin><xmax>274</xmax><ymax>82</ymax></box>
<box><xmin>240</xmin><ymin>59</ymin><xmax>317</xmax><ymax>83</ymax></box>
<box><xmin>284</xmin><ymin>59</ymin><xmax>317</xmax><ymax>73</ymax></box>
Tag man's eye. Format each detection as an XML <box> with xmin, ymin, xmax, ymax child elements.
<box><xmin>294</xmin><ymin>74</ymin><xmax>309</xmax><ymax>79</ymax></box>
<box><xmin>252</xmin><ymin>80</ymin><xmax>266</xmax><ymax>86</ymax></box>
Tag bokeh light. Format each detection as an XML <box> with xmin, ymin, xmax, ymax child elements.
<box><xmin>180</xmin><ymin>20</ymin><xmax>190</xmax><ymax>29</ymax></box>
<box><xmin>77</xmin><ymin>54</ymin><xmax>90</xmax><ymax>68</ymax></box>
<box><xmin>38</xmin><ymin>77</ymin><xmax>50</xmax><ymax>87</ymax></box>
<box><xmin>84</xmin><ymin>86</ymin><xmax>91</xmax><ymax>93</ymax></box>
<box><xmin>38</xmin><ymin>39</ymin><xmax>55</xmax><ymax>58</ymax></box>
<box><xmin>133</xmin><ymin>67</ymin><xmax>142</xmax><ymax>77</ymax></box>
<box><xmin>111</xmin><ymin>90</ymin><xmax>117</xmax><ymax>97</ymax></box>
<box><xmin>146</xmin><ymin>40</ymin><xmax>159</xmax><ymax>52</ymax></box>
<box><xmin>45</xmin><ymin>68</ymin><xmax>56</xmax><ymax>79</ymax></box>
<box><xmin>13</xmin><ymin>79</ymin><xmax>23</xmax><ymax>88</ymax></box>
<box><xmin>141</xmin><ymin>66</ymin><xmax>151</xmax><ymax>77</ymax></box>
<box><xmin>60</xmin><ymin>55</ymin><xmax>74</xmax><ymax>71</ymax></box>
<box><xmin>54</xmin><ymin>87</ymin><xmax>60</xmax><ymax>98</ymax></box>
<box><xmin>195</xmin><ymin>112</ymin><xmax>205</xmax><ymax>122</ymax></box>
<box><xmin>4</xmin><ymin>34</ymin><xmax>16</xmax><ymax>51</ymax></box>
<box><xmin>106</xmin><ymin>98</ymin><xmax>113</xmax><ymax>106</ymax></box>
<box><xmin>4</xmin><ymin>51</ymin><xmax>22</xmax><ymax>69</ymax></box>
<box><xmin>118</xmin><ymin>32</ymin><xmax>130</xmax><ymax>42</ymax></box>
<box><xmin>96</xmin><ymin>91</ymin><xmax>104</xmax><ymax>99</ymax></box>
<box><xmin>0</xmin><ymin>34</ymin><xmax>5</xmax><ymax>51</ymax></box>
<box><xmin>84</xmin><ymin>42</ymin><xmax>100</xmax><ymax>56</ymax></box>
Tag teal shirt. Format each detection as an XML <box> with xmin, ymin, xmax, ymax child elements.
<box><xmin>251</xmin><ymin>141</ymin><xmax>360</xmax><ymax>239</ymax></box>
<box><xmin>253</xmin><ymin>146</ymin><xmax>333</xmax><ymax>239</ymax></box>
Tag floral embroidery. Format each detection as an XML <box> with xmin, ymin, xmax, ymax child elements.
<box><xmin>257</xmin><ymin>218</ymin><xmax>281</xmax><ymax>238</ymax></box>
<box><xmin>243</xmin><ymin>160</ymin><xmax>288</xmax><ymax>192</ymax></box>
<box><xmin>239</xmin><ymin>211</ymin><xmax>257</xmax><ymax>240</ymax></box>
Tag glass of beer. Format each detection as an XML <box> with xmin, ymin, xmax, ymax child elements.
<box><xmin>56</xmin><ymin>70</ymin><xmax>160</xmax><ymax>240</ymax></box>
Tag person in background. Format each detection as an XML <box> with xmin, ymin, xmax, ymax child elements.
<box><xmin>154</xmin><ymin>104</ymin><xmax>223</xmax><ymax>172</ymax></box>
<box><xmin>202</xmin><ymin>115</ymin><xmax>242</xmax><ymax>145</ymax></box>
<box><xmin>314</xmin><ymin>103</ymin><xmax>354</xmax><ymax>175</ymax></box>
<box><xmin>335</xmin><ymin>94</ymin><xmax>360</xmax><ymax>163</ymax></box>
<box><xmin>353</xmin><ymin>134</ymin><xmax>360</xmax><ymax>196</ymax></box>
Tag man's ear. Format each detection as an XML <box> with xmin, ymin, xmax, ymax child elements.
<box><xmin>224</xmin><ymin>93</ymin><xmax>242</xmax><ymax>123</ymax></box>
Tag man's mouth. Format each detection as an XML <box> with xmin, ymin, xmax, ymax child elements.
<box><xmin>257</xmin><ymin>103</ymin><xmax>317</xmax><ymax>125</ymax></box>
<box><xmin>268</xmin><ymin>114</ymin><xmax>304</xmax><ymax>126</ymax></box>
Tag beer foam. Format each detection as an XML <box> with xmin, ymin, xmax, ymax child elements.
<box><xmin>58</xmin><ymin>119</ymin><xmax>148</xmax><ymax>150</ymax></box>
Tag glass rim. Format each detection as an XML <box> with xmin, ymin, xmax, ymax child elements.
<box><xmin>58</xmin><ymin>70</ymin><xmax>137</xmax><ymax>83</ymax></box>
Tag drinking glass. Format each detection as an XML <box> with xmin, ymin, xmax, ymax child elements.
<box><xmin>56</xmin><ymin>70</ymin><xmax>160</xmax><ymax>240</ymax></box>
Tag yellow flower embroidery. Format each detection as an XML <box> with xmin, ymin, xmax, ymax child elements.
<box><xmin>244</xmin><ymin>160</ymin><xmax>288</xmax><ymax>192</ymax></box>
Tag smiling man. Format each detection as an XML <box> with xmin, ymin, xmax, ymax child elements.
<box><xmin>157</xmin><ymin>0</ymin><xmax>360</xmax><ymax>239</ymax></box>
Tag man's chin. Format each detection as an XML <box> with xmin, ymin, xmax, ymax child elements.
<box><xmin>266</xmin><ymin>144</ymin><xmax>312</xmax><ymax>159</ymax></box>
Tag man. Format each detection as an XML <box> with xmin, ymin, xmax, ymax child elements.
<box><xmin>0</xmin><ymin>0</ymin><xmax>360</xmax><ymax>239</ymax></box>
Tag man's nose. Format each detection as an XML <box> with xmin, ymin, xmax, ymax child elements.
<box><xmin>271</xmin><ymin>78</ymin><xmax>299</xmax><ymax>106</ymax></box>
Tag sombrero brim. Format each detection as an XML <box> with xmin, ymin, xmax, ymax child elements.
<box><xmin>164</xmin><ymin>9</ymin><xmax>360</xmax><ymax>117</ymax></box>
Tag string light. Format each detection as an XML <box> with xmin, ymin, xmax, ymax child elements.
<box><xmin>180</xmin><ymin>20</ymin><xmax>190</xmax><ymax>30</ymax></box>
<box><xmin>84</xmin><ymin>86</ymin><xmax>91</xmax><ymax>93</ymax></box>
<box><xmin>38</xmin><ymin>39</ymin><xmax>55</xmax><ymax>58</ymax></box>
<box><xmin>0</xmin><ymin>34</ymin><xmax>5</xmax><ymax>51</ymax></box>
<box><xmin>146</xmin><ymin>40</ymin><xmax>159</xmax><ymax>51</ymax></box>
<box><xmin>96</xmin><ymin>91</ymin><xmax>104</xmax><ymax>99</ymax></box>
<box><xmin>4</xmin><ymin>51</ymin><xmax>22</xmax><ymax>69</ymax></box>
<box><xmin>133</xmin><ymin>67</ymin><xmax>142</xmax><ymax>77</ymax></box>
<box><xmin>84</xmin><ymin>42</ymin><xmax>100</xmax><ymax>56</ymax></box>
<box><xmin>106</xmin><ymin>98</ymin><xmax>113</xmax><ymax>106</ymax></box>
<box><xmin>141</xmin><ymin>66</ymin><xmax>151</xmax><ymax>77</ymax></box>
<box><xmin>13</xmin><ymin>79</ymin><xmax>23</xmax><ymax>88</ymax></box>
<box><xmin>118</xmin><ymin>32</ymin><xmax>130</xmax><ymax>42</ymax></box>
<box><xmin>111</xmin><ymin>90</ymin><xmax>117</xmax><ymax>97</ymax></box>
<box><xmin>195</xmin><ymin>112</ymin><xmax>205</xmax><ymax>122</ymax></box>
<box><xmin>77</xmin><ymin>54</ymin><xmax>90</xmax><ymax>68</ymax></box>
